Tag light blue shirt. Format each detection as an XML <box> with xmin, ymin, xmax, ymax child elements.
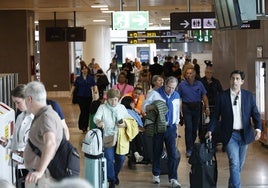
<box><xmin>127</xmin><ymin>109</ymin><xmax>143</xmax><ymax>127</ymax></box>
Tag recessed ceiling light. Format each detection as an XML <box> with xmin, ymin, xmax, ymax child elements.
<box><xmin>91</xmin><ymin>5</ymin><xmax>108</xmax><ymax>8</ymax></box>
<box><xmin>93</xmin><ymin>19</ymin><xmax>106</xmax><ymax>22</ymax></box>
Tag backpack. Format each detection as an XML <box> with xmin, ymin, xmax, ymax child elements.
<box><xmin>82</xmin><ymin>128</ymin><xmax>103</xmax><ymax>159</ymax></box>
<box><xmin>28</xmin><ymin>135</ymin><xmax>80</xmax><ymax>181</ymax></box>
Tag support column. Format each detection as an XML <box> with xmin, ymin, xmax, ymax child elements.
<box><xmin>82</xmin><ymin>25</ymin><xmax>111</xmax><ymax>73</ymax></box>
<box><xmin>0</xmin><ymin>10</ymin><xmax>35</xmax><ymax>84</ymax></box>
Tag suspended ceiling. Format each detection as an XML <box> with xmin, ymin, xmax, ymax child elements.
<box><xmin>0</xmin><ymin>0</ymin><xmax>214</xmax><ymax>27</ymax></box>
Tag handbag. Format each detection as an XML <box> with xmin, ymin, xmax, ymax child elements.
<box><xmin>92</xmin><ymin>87</ymin><xmax>99</xmax><ymax>101</ymax></box>
<box><xmin>103</xmin><ymin>133</ymin><xmax>117</xmax><ymax>148</ymax></box>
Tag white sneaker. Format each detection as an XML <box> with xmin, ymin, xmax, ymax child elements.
<box><xmin>170</xmin><ymin>179</ymin><xmax>181</xmax><ymax>188</ymax></box>
<box><xmin>136</xmin><ymin>155</ymin><xmax>144</xmax><ymax>162</ymax></box>
<box><xmin>152</xmin><ymin>175</ymin><xmax>160</xmax><ymax>184</ymax></box>
<box><xmin>134</xmin><ymin>152</ymin><xmax>144</xmax><ymax>162</ymax></box>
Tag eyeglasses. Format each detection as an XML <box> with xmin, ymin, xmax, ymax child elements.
<box><xmin>233</xmin><ymin>95</ymin><xmax>239</xmax><ymax>105</ymax></box>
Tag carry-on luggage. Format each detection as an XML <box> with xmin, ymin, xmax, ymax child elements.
<box><xmin>84</xmin><ymin>156</ymin><xmax>107</xmax><ymax>188</ymax></box>
<box><xmin>128</xmin><ymin>132</ymin><xmax>152</xmax><ymax>168</ymax></box>
<box><xmin>82</xmin><ymin>128</ymin><xmax>107</xmax><ymax>188</ymax></box>
<box><xmin>188</xmin><ymin>139</ymin><xmax>217</xmax><ymax>188</ymax></box>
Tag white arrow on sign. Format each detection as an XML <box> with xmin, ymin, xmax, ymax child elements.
<box><xmin>132</xmin><ymin>15</ymin><xmax>147</xmax><ymax>26</ymax></box>
<box><xmin>180</xmin><ymin>20</ymin><xmax>190</xmax><ymax>28</ymax></box>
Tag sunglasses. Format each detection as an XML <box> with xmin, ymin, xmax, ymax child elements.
<box><xmin>233</xmin><ymin>95</ymin><xmax>239</xmax><ymax>105</ymax></box>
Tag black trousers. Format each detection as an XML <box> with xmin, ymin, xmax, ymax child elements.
<box><xmin>15</xmin><ymin>168</ymin><xmax>28</xmax><ymax>188</ymax></box>
<box><xmin>78</xmin><ymin>96</ymin><xmax>92</xmax><ymax>131</ymax></box>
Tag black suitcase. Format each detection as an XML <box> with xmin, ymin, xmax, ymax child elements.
<box><xmin>128</xmin><ymin>132</ymin><xmax>152</xmax><ymax>168</ymax></box>
<box><xmin>189</xmin><ymin>139</ymin><xmax>218</xmax><ymax>188</ymax></box>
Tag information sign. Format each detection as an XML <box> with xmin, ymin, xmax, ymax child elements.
<box><xmin>127</xmin><ymin>30</ymin><xmax>171</xmax><ymax>38</ymax></box>
<box><xmin>193</xmin><ymin>30</ymin><xmax>212</xmax><ymax>42</ymax></box>
<box><xmin>127</xmin><ymin>37</ymin><xmax>176</xmax><ymax>44</ymax></box>
<box><xmin>240</xmin><ymin>20</ymin><xmax>260</xmax><ymax>29</ymax></box>
<box><xmin>127</xmin><ymin>30</ymin><xmax>175</xmax><ymax>44</ymax></box>
<box><xmin>112</xmin><ymin>11</ymin><xmax>149</xmax><ymax>30</ymax></box>
<box><xmin>171</xmin><ymin>12</ymin><xmax>216</xmax><ymax>30</ymax></box>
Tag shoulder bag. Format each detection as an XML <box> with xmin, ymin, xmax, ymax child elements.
<box><xmin>28</xmin><ymin>134</ymin><xmax>80</xmax><ymax>181</ymax></box>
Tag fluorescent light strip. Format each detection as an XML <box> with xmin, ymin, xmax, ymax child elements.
<box><xmin>93</xmin><ymin>19</ymin><xmax>106</xmax><ymax>22</ymax></box>
<box><xmin>102</xmin><ymin>10</ymin><xmax>114</xmax><ymax>13</ymax></box>
<box><xmin>91</xmin><ymin>5</ymin><xmax>108</xmax><ymax>8</ymax></box>
<box><xmin>100</xmin><ymin>8</ymin><xmax>108</xmax><ymax>11</ymax></box>
<box><xmin>161</xmin><ymin>17</ymin><xmax>170</xmax><ymax>21</ymax></box>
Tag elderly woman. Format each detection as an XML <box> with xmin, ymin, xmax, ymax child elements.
<box><xmin>94</xmin><ymin>89</ymin><xmax>133</xmax><ymax>188</ymax></box>
<box><xmin>147</xmin><ymin>75</ymin><xmax>164</xmax><ymax>96</ymax></box>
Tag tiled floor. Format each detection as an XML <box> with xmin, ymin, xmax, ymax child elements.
<box><xmin>52</xmin><ymin>96</ymin><xmax>268</xmax><ymax>188</ymax></box>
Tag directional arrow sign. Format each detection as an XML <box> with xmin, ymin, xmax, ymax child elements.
<box><xmin>180</xmin><ymin>20</ymin><xmax>190</xmax><ymax>28</ymax></box>
<box><xmin>113</xmin><ymin>11</ymin><xmax>149</xmax><ymax>30</ymax></box>
<box><xmin>170</xmin><ymin>12</ymin><xmax>216</xmax><ymax>30</ymax></box>
<box><xmin>193</xmin><ymin>30</ymin><xmax>212</xmax><ymax>43</ymax></box>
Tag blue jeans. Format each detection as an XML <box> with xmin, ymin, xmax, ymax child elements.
<box><xmin>110</xmin><ymin>72</ymin><xmax>117</xmax><ymax>87</ymax></box>
<box><xmin>226</xmin><ymin>132</ymin><xmax>248</xmax><ymax>188</ymax></box>
<box><xmin>76</xmin><ymin>68</ymin><xmax>80</xmax><ymax>75</ymax></box>
<box><xmin>182</xmin><ymin>105</ymin><xmax>201</xmax><ymax>152</ymax></box>
<box><xmin>104</xmin><ymin>146</ymin><xmax>126</xmax><ymax>183</ymax></box>
<box><xmin>152</xmin><ymin>125</ymin><xmax>180</xmax><ymax>180</ymax></box>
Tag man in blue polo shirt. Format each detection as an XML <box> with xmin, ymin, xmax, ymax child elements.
<box><xmin>178</xmin><ymin>67</ymin><xmax>210</xmax><ymax>157</ymax></box>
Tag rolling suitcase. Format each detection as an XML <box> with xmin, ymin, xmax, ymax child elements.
<box><xmin>84</xmin><ymin>154</ymin><xmax>107</xmax><ymax>188</ymax></box>
<box><xmin>189</xmin><ymin>139</ymin><xmax>217</xmax><ymax>188</ymax></box>
<box><xmin>83</xmin><ymin>128</ymin><xmax>107</xmax><ymax>188</ymax></box>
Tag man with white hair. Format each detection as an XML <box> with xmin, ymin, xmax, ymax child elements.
<box><xmin>142</xmin><ymin>76</ymin><xmax>181</xmax><ymax>188</ymax></box>
<box><xmin>23</xmin><ymin>81</ymin><xmax>63</xmax><ymax>187</ymax></box>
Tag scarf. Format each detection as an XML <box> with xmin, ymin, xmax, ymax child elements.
<box><xmin>156</xmin><ymin>87</ymin><xmax>179</xmax><ymax>125</ymax></box>
<box><xmin>105</xmin><ymin>102</ymin><xmax>119</xmax><ymax>126</ymax></box>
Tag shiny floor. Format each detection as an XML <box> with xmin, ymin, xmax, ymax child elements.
<box><xmin>52</xmin><ymin>96</ymin><xmax>268</xmax><ymax>188</ymax></box>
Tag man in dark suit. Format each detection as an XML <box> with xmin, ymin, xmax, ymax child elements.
<box><xmin>206</xmin><ymin>70</ymin><xmax>261</xmax><ymax>188</ymax></box>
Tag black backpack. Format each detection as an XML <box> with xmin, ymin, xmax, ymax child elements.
<box><xmin>29</xmin><ymin>135</ymin><xmax>80</xmax><ymax>181</ymax></box>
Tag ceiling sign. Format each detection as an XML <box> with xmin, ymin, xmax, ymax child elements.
<box><xmin>170</xmin><ymin>12</ymin><xmax>216</xmax><ymax>30</ymax></box>
<box><xmin>193</xmin><ymin>30</ymin><xmax>212</xmax><ymax>42</ymax></box>
<box><xmin>127</xmin><ymin>30</ymin><xmax>176</xmax><ymax>44</ymax></box>
<box><xmin>112</xmin><ymin>11</ymin><xmax>149</xmax><ymax>30</ymax></box>
<box><xmin>240</xmin><ymin>20</ymin><xmax>260</xmax><ymax>29</ymax></box>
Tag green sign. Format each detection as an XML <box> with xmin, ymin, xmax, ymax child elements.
<box><xmin>193</xmin><ymin>30</ymin><xmax>212</xmax><ymax>42</ymax></box>
<box><xmin>112</xmin><ymin>11</ymin><xmax>149</xmax><ymax>30</ymax></box>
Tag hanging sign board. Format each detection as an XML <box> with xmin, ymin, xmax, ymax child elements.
<box><xmin>112</xmin><ymin>11</ymin><xmax>149</xmax><ymax>30</ymax></box>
